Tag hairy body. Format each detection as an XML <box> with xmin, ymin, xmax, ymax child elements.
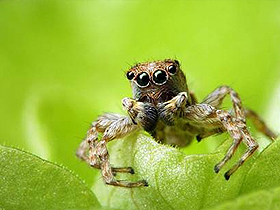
<box><xmin>77</xmin><ymin>59</ymin><xmax>277</xmax><ymax>187</ymax></box>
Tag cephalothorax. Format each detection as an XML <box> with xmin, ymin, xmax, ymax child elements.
<box><xmin>77</xmin><ymin>59</ymin><xmax>277</xmax><ymax>187</ymax></box>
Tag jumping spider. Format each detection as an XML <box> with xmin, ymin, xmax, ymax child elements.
<box><xmin>76</xmin><ymin>59</ymin><xmax>277</xmax><ymax>188</ymax></box>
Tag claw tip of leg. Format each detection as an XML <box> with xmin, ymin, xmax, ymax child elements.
<box><xmin>143</xmin><ymin>180</ymin><xmax>149</xmax><ymax>187</ymax></box>
<box><xmin>129</xmin><ymin>167</ymin><xmax>135</xmax><ymax>174</ymax></box>
<box><xmin>224</xmin><ymin>172</ymin><xmax>231</xmax><ymax>180</ymax></box>
<box><xmin>214</xmin><ymin>165</ymin><xmax>220</xmax><ymax>173</ymax></box>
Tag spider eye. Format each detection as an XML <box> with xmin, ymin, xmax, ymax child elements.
<box><xmin>126</xmin><ymin>71</ymin><xmax>135</xmax><ymax>80</ymax></box>
<box><xmin>168</xmin><ymin>65</ymin><xmax>176</xmax><ymax>74</ymax></box>
<box><xmin>136</xmin><ymin>72</ymin><xmax>150</xmax><ymax>87</ymax></box>
<box><xmin>153</xmin><ymin>70</ymin><xmax>167</xmax><ymax>85</ymax></box>
<box><xmin>174</xmin><ymin>60</ymin><xmax>180</xmax><ymax>65</ymax></box>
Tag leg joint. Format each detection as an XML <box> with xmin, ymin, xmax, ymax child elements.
<box><xmin>249</xmin><ymin>142</ymin><xmax>259</xmax><ymax>151</ymax></box>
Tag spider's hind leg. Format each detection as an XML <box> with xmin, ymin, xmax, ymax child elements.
<box><xmin>203</xmin><ymin>85</ymin><xmax>277</xmax><ymax>140</ymax></box>
<box><xmin>196</xmin><ymin>128</ymin><xmax>225</xmax><ymax>142</ymax></box>
<box><xmin>245</xmin><ymin>109</ymin><xmax>277</xmax><ymax>140</ymax></box>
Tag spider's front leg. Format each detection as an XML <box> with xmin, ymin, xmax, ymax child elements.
<box><xmin>76</xmin><ymin>98</ymin><xmax>157</xmax><ymax>187</ymax></box>
<box><xmin>183</xmin><ymin>104</ymin><xmax>259</xmax><ymax>180</ymax></box>
<box><xmin>76</xmin><ymin>114</ymin><xmax>136</xmax><ymax>174</ymax></box>
<box><xmin>154</xmin><ymin>91</ymin><xmax>261</xmax><ymax>179</ymax></box>
<box><xmin>202</xmin><ymin>85</ymin><xmax>277</xmax><ymax>140</ymax></box>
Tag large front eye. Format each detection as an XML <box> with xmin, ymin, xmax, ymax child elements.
<box><xmin>136</xmin><ymin>72</ymin><xmax>150</xmax><ymax>87</ymax></box>
<box><xmin>153</xmin><ymin>70</ymin><xmax>167</xmax><ymax>85</ymax></box>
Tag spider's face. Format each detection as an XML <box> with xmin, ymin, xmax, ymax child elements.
<box><xmin>126</xmin><ymin>59</ymin><xmax>188</xmax><ymax>104</ymax></box>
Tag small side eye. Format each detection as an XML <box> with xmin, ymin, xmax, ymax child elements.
<box><xmin>126</xmin><ymin>71</ymin><xmax>135</xmax><ymax>80</ymax></box>
<box><xmin>168</xmin><ymin>65</ymin><xmax>176</xmax><ymax>74</ymax></box>
<box><xmin>136</xmin><ymin>72</ymin><xmax>150</xmax><ymax>87</ymax></box>
<box><xmin>153</xmin><ymin>70</ymin><xmax>167</xmax><ymax>85</ymax></box>
<box><xmin>174</xmin><ymin>60</ymin><xmax>180</xmax><ymax>65</ymax></box>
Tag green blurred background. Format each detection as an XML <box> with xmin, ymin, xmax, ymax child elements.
<box><xmin>0</xmin><ymin>0</ymin><xmax>280</xmax><ymax>185</ymax></box>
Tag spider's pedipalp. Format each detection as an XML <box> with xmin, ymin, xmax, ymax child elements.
<box><xmin>122</xmin><ymin>97</ymin><xmax>158</xmax><ymax>132</ymax></box>
<box><xmin>158</xmin><ymin>92</ymin><xmax>188</xmax><ymax>125</ymax></box>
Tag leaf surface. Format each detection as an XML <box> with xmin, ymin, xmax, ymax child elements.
<box><xmin>0</xmin><ymin>145</ymin><xmax>100</xmax><ymax>210</ymax></box>
<box><xmin>92</xmin><ymin>134</ymin><xmax>280</xmax><ymax>210</ymax></box>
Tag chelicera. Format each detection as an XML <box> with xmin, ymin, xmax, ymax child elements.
<box><xmin>77</xmin><ymin>59</ymin><xmax>277</xmax><ymax>188</ymax></box>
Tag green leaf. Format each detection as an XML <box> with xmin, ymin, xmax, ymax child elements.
<box><xmin>92</xmin><ymin>134</ymin><xmax>280</xmax><ymax>210</ymax></box>
<box><xmin>241</xmin><ymin>139</ymin><xmax>280</xmax><ymax>194</ymax></box>
<box><xmin>0</xmin><ymin>145</ymin><xmax>100</xmax><ymax>210</ymax></box>
<box><xmin>0</xmin><ymin>1</ymin><xmax>279</xmax><ymax>210</ymax></box>
<box><xmin>205</xmin><ymin>186</ymin><xmax>280</xmax><ymax>210</ymax></box>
